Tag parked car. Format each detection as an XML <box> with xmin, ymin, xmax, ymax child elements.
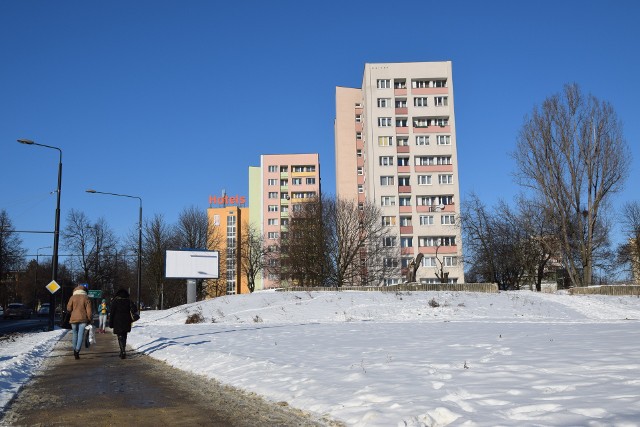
<box><xmin>3</xmin><ymin>303</ymin><xmax>32</xmax><ymax>319</ymax></box>
<box><xmin>0</xmin><ymin>306</ymin><xmax>4</xmax><ymax>317</ymax></box>
<box><xmin>38</xmin><ymin>303</ymin><xmax>50</xmax><ymax>317</ymax></box>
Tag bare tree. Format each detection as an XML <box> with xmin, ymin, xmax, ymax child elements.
<box><xmin>141</xmin><ymin>214</ymin><xmax>178</xmax><ymax>309</ymax></box>
<box><xmin>513</xmin><ymin>83</ymin><xmax>630</xmax><ymax>287</ymax></box>
<box><xmin>0</xmin><ymin>210</ymin><xmax>26</xmax><ymax>306</ymax></box>
<box><xmin>618</xmin><ymin>202</ymin><xmax>640</xmax><ymax>283</ymax></box>
<box><xmin>240</xmin><ymin>221</ymin><xmax>269</xmax><ymax>293</ymax></box>
<box><xmin>62</xmin><ymin>209</ymin><xmax>94</xmax><ymax>283</ymax></box>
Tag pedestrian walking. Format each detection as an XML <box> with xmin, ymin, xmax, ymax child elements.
<box><xmin>109</xmin><ymin>288</ymin><xmax>137</xmax><ymax>359</ymax></box>
<box><xmin>97</xmin><ymin>298</ymin><xmax>109</xmax><ymax>333</ymax></box>
<box><xmin>66</xmin><ymin>284</ymin><xmax>93</xmax><ymax>360</ymax></box>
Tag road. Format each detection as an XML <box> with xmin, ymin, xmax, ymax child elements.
<box><xmin>0</xmin><ymin>317</ymin><xmax>51</xmax><ymax>336</ymax></box>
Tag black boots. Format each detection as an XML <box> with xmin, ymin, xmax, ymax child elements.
<box><xmin>117</xmin><ymin>335</ymin><xmax>127</xmax><ymax>359</ymax></box>
<box><xmin>73</xmin><ymin>350</ymin><xmax>79</xmax><ymax>360</ymax></box>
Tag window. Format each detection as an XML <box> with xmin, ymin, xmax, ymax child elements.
<box><xmin>440</xmin><ymin>195</ymin><xmax>454</xmax><ymax>205</ymax></box>
<box><xmin>439</xmin><ymin>174</ymin><xmax>453</xmax><ymax>184</ymax></box>
<box><xmin>306</xmin><ymin>177</ymin><xmax>316</xmax><ymax>185</ymax></box>
<box><xmin>268</xmin><ymin>179</ymin><xmax>277</xmax><ymax>185</ymax></box>
<box><xmin>268</xmin><ymin>232</ymin><xmax>279</xmax><ymax>239</ymax></box>
<box><xmin>292</xmin><ymin>178</ymin><xmax>302</xmax><ymax>185</ymax></box>
<box><xmin>268</xmin><ymin>165</ymin><xmax>277</xmax><ymax>173</ymax></box>
<box><xmin>355</xmin><ymin>114</ymin><xmax>362</xmax><ymax>123</ymax></box>
<box><xmin>435</xmin><ymin>117</ymin><xmax>449</xmax><ymax>126</ymax></box>
<box><xmin>396</xmin><ymin>118</ymin><xmax>408</xmax><ymax>127</ymax></box>
<box><xmin>413</xmin><ymin>118</ymin><xmax>430</xmax><ymax>127</ymax></box>
<box><xmin>418</xmin><ymin>175</ymin><xmax>432</xmax><ymax>185</ymax></box>
<box><xmin>382</xmin><ymin>216</ymin><xmax>397</xmax><ymax>226</ymax></box>
<box><xmin>443</xmin><ymin>256</ymin><xmax>458</xmax><ymax>266</ymax></box>
<box><xmin>441</xmin><ymin>214</ymin><xmax>455</xmax><ymax>225</ymax></box>
<box><xmin>399</xmin><ymin>196</ymin><xmax>411</xmax><ymax>206</ymax></box>
<box><xmin>280</xmin><ymin>193</ymin><xmax>290</xmax><ymax>200</ymax></box>
<box><xmin>397</xmin><ymin>137</ymin><xmax>409</xmax><ymax>146</ymax></box>
<box><xmin>267</xmin><ymin>218</ymin><xmax>278</xmax><ymax>226</ymax></box>
<box><xmin>357</xmin><ymin>167</ymin><xmax>363</xmax><ymax>175</ymax></box>
<box><xmin>378</xmin><ymin>117</ymin><xmax>392</xmax><ymax>127</ymax></box>
<box><xmin>418</xmin><ymin>236</ymin><xmax>455</xmax><ymax>246</ymax></box>
<box><xmin>377</xmin><ymin>98</ymin><xmax>391</xmax><ymax>107</ymax></box>
<box><xmin>381</xmin><ymin>196</ymin><xmax>396</xmax><ymax>206</ymax></box>
<box><xmin>280</xmin><ymin>166</ymin><xmax>288</xmax><ymax>173</ymax></box>
<box><xmin>398</xmin><ymin>176</ymin><xmax>410</xmax><ymax>186</ymax></box>
<box><xmin>437</xmin><ymin>135</ymin><xmax>451</xmax><ymax>145</ymax></box>
<box><xmin>268</xmin><ymin>192</ymin><xmax>278</xmax><ymax>199</ymax></box>
<box><xmin>400</xmin><ymin>237</ymin><xmax>413</xmax><ymax>247</ymax></box>
<box><xmin>356</xmin><ymin>149</ymin><xmax>363</xmax><ymax>157</ymax></box>
<box><xmin>268</xmin><ymin>205</ymin><xmax>278</xmax><ymax>212</ymax></box>
<box><xmin>382</xmin><ymin>236</ymin><xmax>397</xmax><ymax>247</ymax></box>
<box><xmin>421</xmin><ymin>256</ymin><xmax>437</xmax><ymax>267</ymax></box>
<box><xmin>398</xmin><ymin>157</ymin><xmax>409</xmax><ymax>166</ymax></box>
<box><xmin>416</xmin><ymin>135</ymin><xmax>430</xmax><ymax>146</ymax></box>
<box><xmin>281</xmin><ymin>205</ymin><xmax>289</xmax><ymax>213</ymax></box>
<box><xmin>358</xmin><ymin>184</ymin><xmax>364</xmax><ymax>193</ymax></box>
<box><xmin>380</xmin><ymin>176</ymin><xmax>395</xmax><ymax>186</ymax></box>
<box><xmin>394</xmin><ymin>79</ymin><xmax>406</xmax><ymax>89</ymax></box>
<box><xmin>377</xmin><ymin>79</ymin><xmax>391</xmax><ymax>89</ymax></box>
<box><xmin>437</xmin><ymin>156</ymin><xmax>452</xmax><ymax>165</ymax></box>
<box><xmin>417</xmin><ymin>196</ymin><xmax>436</xmax><ymax>206</ymax></box>
<box><xmin>356</xmin><ymin>132</ymin><xmax>362</xmax><ymax>140</ymax></box>
<box><xmin>420</xmin><ymin>215</ymin><xmax>434</xmax><ymax>225</ymax></box>
<box><xmin>281</xmin><ymin>218</ymin><xmax>289</xmax><ymax>227</ymax></box>
<box><xmin>395</xmin><ymin>99</ymin><xmax>407</xmax><ymax>108</ymax></box>
<box><xmin>440</xmin><ymin>236</ymin><xmax>456</xmax><ymax>246</ymax></box>
<box><xmin>379</xmin><ymin>156</ymin><xmax>394</xmax><ymax>166</ymax></box>
<box><xmin>378</xmin><ymin>136</ymin><xmax>393</xmax><ymax>146</ymax></box>
<box><xmin>280</xmin><ymin>179</ymin><xmax>288</xmax><ymax>187</ymax></box>
<box><xmin>434</xmin><ymin>96</ymin><xmax>448</xmax><ymax>107</ymax></box>
<box><xmin>384</xmin><ymin>258</ymin><xmax>399</xmax><ymax>268</ymax></box>
<box><xmin>434</xmin><ymin>79</ymin><xmax>447</xmax><ymax>88</ymax></box>
<box><xmin>412</xmin><ymin>79</ymin><xmax>429</xmax><ymax>88</ymax></box>
<box><xmin>292</xmin><ymin>165</ymin><xmax>316</xmax><ymax>173</ymax></box>
<box><xmin>414</xmin><ymin>97</ymin><xmax>428</xmax><ymax>107</ymax></box>
<box><xmin>417</xmin><ymin>156</ymin><xmax>439</xmax><ymax>166</ymax></box>
<box><xmin>399</xmin><ymin>216</ymin><xmax>412</xmax><ymax>226</ymax></box>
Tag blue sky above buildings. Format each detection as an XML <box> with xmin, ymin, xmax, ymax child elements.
<box><xmin>2</xmin><ymin>0</ymin><xmax>639</xmax><ymax>258</ymax></box>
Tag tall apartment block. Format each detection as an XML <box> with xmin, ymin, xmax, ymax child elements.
<box><xmin>249</xmin><ymin>153</ymin><xmax>321</xmax><ymax>290</ymax></box>
<box><xmin>335</xmin><ymin>61</ymin><xmax>464</xmax><ymax>284</ymax></box>
<box><xmin>207</xmin><ymin>204</ymin><xmax>249</xmax><ymax>295</ymax></box>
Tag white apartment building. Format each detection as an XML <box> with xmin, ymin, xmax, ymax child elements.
<box><xmin>335</xmin><ymin>61</ymin><xmax>464</xmax><ymax>284</ymax></box>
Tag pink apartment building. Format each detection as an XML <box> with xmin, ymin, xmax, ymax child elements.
<box><xmin>335</xmin><ymin>61</ymin><xmax>464</xmax><ymax>284</ymax></box>
<box><xmin>249</xmin><ymin>153</ymin><xmax>321</xmax><ymax>289</ymax></box>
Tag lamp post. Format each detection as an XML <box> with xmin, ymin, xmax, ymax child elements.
<box><xmin>35</xmin><ymin>245</ymin><xmax>51</xmax><ymax>310</ymax></box>
<box><xmin>86</xmin><ymin>189</ymin><xmax>142</xmax><ymax>311</ymax></box>
<box><xmin>18</xmin><ymin>139</ymin><xmax>61</xmax><ymax>332</ymax></box>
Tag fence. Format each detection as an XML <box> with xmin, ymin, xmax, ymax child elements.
<box><xmin>568</xmin><ymin>285</ymin><xmax>640</xmax><ymax>296</ymax></box>
<box><xmin>277</xmin><ymin>283</ymin><xmax>499</xmax><ymax>293</ymax></box>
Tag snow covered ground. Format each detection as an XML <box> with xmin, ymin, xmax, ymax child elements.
<box><xmin>2</xmin><ymin>290</ymin><xmax>639</xmax><ymax>426</ymax></box>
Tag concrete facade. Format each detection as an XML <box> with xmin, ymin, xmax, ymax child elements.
<box><xmin>335</xmin><ymin>61</ymin><xmax>464</xmax><ymax>284</ymax></box>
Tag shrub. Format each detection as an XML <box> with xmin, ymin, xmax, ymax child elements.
<box><xmin>185</xmin><ymin>312</ymin><xmax>204</xmax><ymax>324</ymax></box>
<box><xmin>428</xmin><ymin>298</ymin><xmax>440</xmax><ymax>308</ymax></box>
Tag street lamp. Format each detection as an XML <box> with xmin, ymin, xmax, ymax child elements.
<box><xmin>86</xmin><ymin>189</ymin><xmax>142</xmax><ymax>311</ymax></box>
<box><xmin>18</xmin><ymin>139</ymin><xmax>61</xmax><ymax>332</ymax></box>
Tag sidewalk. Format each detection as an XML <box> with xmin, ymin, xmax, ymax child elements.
<box><xmin>0</xmin><ymin>325</ymin><xmax>328</xmax><ymax>427</ymax></box>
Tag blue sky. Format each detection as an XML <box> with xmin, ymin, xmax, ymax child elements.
<box><xmin>2</xmin><ymin>0</ymin><xmax>639</xmax><ymax>260</ymax></box>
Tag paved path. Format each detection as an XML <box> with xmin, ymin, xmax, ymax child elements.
<box><xmin>1</xmin><ymin>327</ymin><xmax>331</xmax><ymax>427</ymax></box>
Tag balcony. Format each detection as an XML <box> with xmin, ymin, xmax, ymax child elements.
<box><xmin>400</xmin><ymin>226</ymin><xmax>413</xmax><ymax>234</ymax></box>
<box><xmin>413</xmin><ymin>125</ymin><xmax>451</xmax><ymax>134</ymax></box>
<box><xmin>395</xmin><ymin>126</ymin><xmax>409</xmax><ymax>135</ymax></box>
<box><xmin>398</xmin><ymin>185</ymin><xmax>412</xmax><ymax>194</ymax></box>
<box><xmin>397</xmin><ymin>165</ymin><xmax>411</xmax><ymax>173</ymax></box>
<box><xmin>396</xmin><ymin>145</ymin><xmax>410</xmax><ymax>153</ymax></box>
<box><xmin>418</xmin><ymin>245</ymin><xmax>457</xmax><ymax>254</ymax></box>
<box><xmin>395</xmin><ymin>107</ymin><xmax>408</xmax><ymax>115</ymax></box>
<box><xmin>394</xmin><ymin>88</ymin><xmax>407</xmax><ymax>96</ymax></box>
<box><xmin>399</xmin><ymin>205</ymin><xmax>412</xmax><ymax>213</ymax></box>
<box><xmin>414</xmin><ymin>164</ymin><xmax>454</xmax><ymax>173</ymax></box>
<box><xmin>401</xmin><ymin>247</ymin><xmax>414</xmax><ymax>255</ymax></box>
<box><xmin>411</xmin><ymin>87</ymin><xmax>449</xmax><ymax>95</ymax></box>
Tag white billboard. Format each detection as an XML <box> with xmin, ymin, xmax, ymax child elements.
<box><xmin>165</xmin><ymin>250</ymin><xmax>219</xmax><ymax>279</ymax></box>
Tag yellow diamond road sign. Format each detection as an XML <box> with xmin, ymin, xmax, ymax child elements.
<box><xmin>46</xmin><ymin>280</ymin><xmax>61</xmax><ymax>294</ymax></box>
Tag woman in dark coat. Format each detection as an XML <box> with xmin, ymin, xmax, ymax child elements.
<box><xmin>109</xmin><ymin>288</ymin><xmax>137</xmax><ymax>359</ymax></box>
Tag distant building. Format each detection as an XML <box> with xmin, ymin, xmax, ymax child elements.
<box><xmin>207</xmin><ymin>201</ymin><xmax>249</xmax><ymax>295</ymax></box>
<box><xmin>335</xmin><ymin>61</ymin><xmax>464</xmax><ymax>284</ymax></box>
<box><xmin>249</xmin><ymin>153</ymin><xmax>321</xmax><ymax>290</ymax></box>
